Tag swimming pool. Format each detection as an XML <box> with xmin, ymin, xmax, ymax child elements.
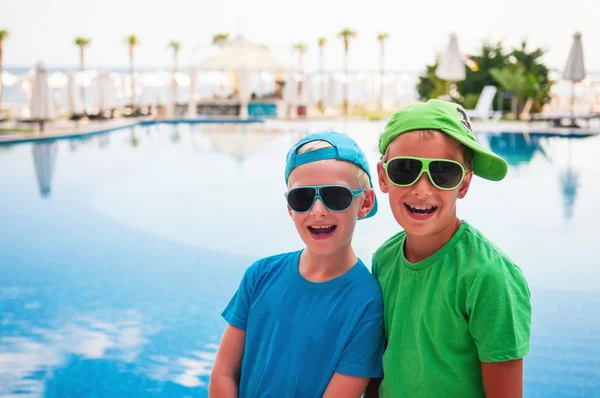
<box><xmin>0</xmin><ymin>121</ymin><xmax>599</xmax><ymax>397</ymax></box>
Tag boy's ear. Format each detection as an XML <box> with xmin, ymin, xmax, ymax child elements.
<box><xmin>377</xmin><ymin>162</ymin><xmax>389</xmax><ymax>193</ymax></box>
<box><xmin>358</xmin><ymin>188</ymin><xmax>375</xmax><ymax>219</ymax></box>
<box><xmin>457</xmin><ymin>171</ymin><xmax>473</xmax><ymax>199</ymax></box>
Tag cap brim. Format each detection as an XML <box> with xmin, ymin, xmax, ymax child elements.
<box><xmin>449</xmin><ymin>132</ymin><xmax>508</xmax><ymax>181</ymax></box>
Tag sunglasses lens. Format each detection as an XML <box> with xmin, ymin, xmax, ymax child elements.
<box><xmin>320</xmin><ymin>186</ymin><xmax>354</xmax><ymax>211</ymax></box>
<box><xmin>429</xmin><ymin>161</ymin><xmax>464</xmax><ymax>189</ymax></box>
<box><xmin>387</xmin><ymin>158</ymin><xmax>423</xmax><ymax>185</ymax></box>
<box><xmin>287</xmin><ymin>188</ymin><xmax>316</xmax><ymax>212</ymax></box>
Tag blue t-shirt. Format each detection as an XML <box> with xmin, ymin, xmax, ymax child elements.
<box><xmin>222</xmin><ymin>250</ymin><xmax>385</xmax><ymax>398</ymax></box>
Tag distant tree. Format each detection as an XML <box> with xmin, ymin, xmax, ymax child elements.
<box><xmin>0</xmin><ymin>30</ymin><xmax>9</xmax><ymax>109</ymax></box>
<box><xmin>338</xmin><ymin>28</ymin><xmax>357</xmax><ymax>114</ymax></box>
<box><xmin>75</xmin><ymin>37</ymin><xmax>91</xmax><ymax>100</ymax></box>
<box><xmin>168</xmin><ymin>40</ymin><xmax>181</xmax><ymax>104</ymax></box>
<box><xmin>212</xmin><ymin>33</ymin><xmax>230</xmax><ymax>46</ymax></box>
<box><xmin>317</xmin><ymin>37</ymin><xmax>327</xmax><ymax>104</ymax></box>
<box><xmin>377</xmin><ymin>33</ymin><xmax>390</xmax><ymax>110</ymax></box>
<box><xmin>125</xmin><ymin>35</ymin><xmax>140</xmax><ymax>107</ymax></box>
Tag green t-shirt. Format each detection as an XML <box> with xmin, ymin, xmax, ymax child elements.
<box><xmin>372</xmin><ymin>221</ymin><xmax>531</xmax><ymax>398</ymax></box>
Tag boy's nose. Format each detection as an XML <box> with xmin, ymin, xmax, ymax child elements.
<box><xmin>411</xmin><ymin>172</ymin><xmax>433</xmax><ymax>197</ymax></box>
<box><xmin>309</xmin><ymin>198</ymin><xmax>328</xmax><ymax>216</ymax></box>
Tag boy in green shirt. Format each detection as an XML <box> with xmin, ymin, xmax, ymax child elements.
<box><xmin>367</xmin><ymin>99</ymin><xmax>532</xmax><ymax>398</ymax></box>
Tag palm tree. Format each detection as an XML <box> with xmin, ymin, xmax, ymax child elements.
<box><xmin>338</xmin><ymin>28</ymin><xmax>356</xmax><ymax>115</ymax></box>
<box><xmin>377</xmin><ymin>33</ymin><xmax>389</xmax><ymax>110</ymax></box>
<box><xmin>212</xmin><ymin>33</ymin><xmax>230</xmax><ymax>46</ymax></box>
<box><xmin>318</xmin><ymin>37</ymin><xmax>327</xmax><ymax>105</ymax></box>
<box><xmin>75</xmin><ymin>37</ymin><xmax>91</xmax><ymax>100</ymax></box>
<box><xmin>125</xmin><ymin>35</ymin><xmax>139</xmax><ymax>107</ymax></box>
<box><xmin>0</xmin><ymin>30</ymin><xmax>9</xmax><ymax>110</ymax></box>
<box><xmin>168</xmin><ymin>40</ymin><xmax>181</xmax><ymax>106</ymax></box>
<box><xmin>293</xmin><ymin>43</ymin><xmax>308</xmax><ymax>98</ymax></box>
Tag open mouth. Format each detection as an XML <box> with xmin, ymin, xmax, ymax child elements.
<box><xmin>308</xmin><ymin>225</ymin><xmax>337</xmax><ymax>236</ymax></box>
<box><xmin>404</xmin><ymin>203</ymin><xmax>438</xmax><ymax>215</ymax></box>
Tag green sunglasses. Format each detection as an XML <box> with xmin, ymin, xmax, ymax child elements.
<box><xmin>383</xmin><ymin>156</ymin><xmax>467</xmax><ymax>190</ymax></box>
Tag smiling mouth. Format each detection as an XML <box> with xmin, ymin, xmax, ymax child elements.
<box><xmin>308</xmin><ymin>225</ymin><xmax>337</xmax><ymax>235</ymax></box>
<box><xmin>404</xmin><ymin>203</ymin><xmax>438</xmax><ymax>215</ymax></box>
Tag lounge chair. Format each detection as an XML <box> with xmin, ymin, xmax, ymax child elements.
<box><xmin>464</xmin><ymin>85</ymin><xmax>502</xmax><ymax>121</ymax></box>
<box><xmin>527</xmin><ymin>111</ymin><xmax>600</xmax><ymax>128</ymax></box>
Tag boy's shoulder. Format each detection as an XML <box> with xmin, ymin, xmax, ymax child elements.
<box><xmin>372</xmin><ymin>222</ymin><xmax>524</xmax><ymax>277</ymax></box>
<box><xmin>246</xmin><ymin>250</ymin><xmax>300</xmax><ymax>278</ymax></box>
<box><xmin>372</xmin><ymin>230</ymin><xmax>407</xmax><ymax>270</ymax></box>
<box><xmin>458</xmin><ymin>222</ymin><xmax>520</xmax><ymax>269</ymax></box>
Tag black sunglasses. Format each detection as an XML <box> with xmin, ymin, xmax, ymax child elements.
<box><xmin>286</xmin><ymin>185</ymin><xmax>365</xmax><ymax>213</ymax></box>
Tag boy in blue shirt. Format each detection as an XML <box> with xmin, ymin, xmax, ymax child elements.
<box><xmin>209</xmin><ymin>131</ymin><xmax>385</xmax><ymax>397</ymax></box>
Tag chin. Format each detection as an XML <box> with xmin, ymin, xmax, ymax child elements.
<box><xmin>393</xmin><ymin>208</ymin><xmax>451</xmax><ymax>238</ymax></box>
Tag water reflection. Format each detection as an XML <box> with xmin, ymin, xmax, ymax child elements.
<box><xmin>31</xmin><ymin>142</ymin><xmax>58</xmax><ymax>198</ymax></box>
<box><xmin>0</xmin><ymin>308</ymin><xmax>155</xmax><ymax>397</ymax></box>
<box><xmin>130</xmin><ymin>128</ymin><xmax>140</xmax><ymax>148</ymax></box>
<box><xmin>485</xmin><ymin>132</ymin><xmax>592</xmax><ymax>224</ymax></box>
<box><xmin>1</xmin><ymin>123</ymin><xmax>599</xmax><ymax>396</ymax></box>
<box><xmin>203</xmin><ymin>124</ymin><xmax>283</xmax><ymax>166</ymax></box>
<box><xmin>559</xmin><ymin>142</ymin><xmax>579</xmax><ymax>222</ymax></box>
<box><xmin>487</xmin><ymin>132</ymin><xmax>548</xmax><ymax>167</ymax></box>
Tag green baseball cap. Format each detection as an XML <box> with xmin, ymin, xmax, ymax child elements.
<box><xmin>379</xmin><ymin>99</ymin><xmax>508</xmax><ymax>181</ymax></box>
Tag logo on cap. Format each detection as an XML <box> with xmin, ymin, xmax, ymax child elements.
<box><xmin>455</xmin><ymin>107</ymin><xmax>473</xmax><ymax>132</ymax></box>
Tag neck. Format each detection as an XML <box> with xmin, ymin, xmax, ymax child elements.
<box><xmin>300</xmin><ymin>243</ymin><xmax>357</xmax><ymax>282</ymax></box>
<box><xmin>404</xmin><ymin>217</ymin><xmax>462</xmax><ymax>264</ymax></box>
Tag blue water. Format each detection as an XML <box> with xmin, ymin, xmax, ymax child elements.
<box><xmin>1</xmin><ymin>121</ymin><xmax>599</xmax><ymax>397</ymax></box>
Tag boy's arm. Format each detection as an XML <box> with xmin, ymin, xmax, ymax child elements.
<box><xmin>363</xmin><ymin>377</ymin><xmax>382</xmax><ymax>398</ymax></box>
<box><xmin>208</xmin><ymin>325</ymin><xmax>246</xmax><ymax>398</ymax></box>
<box><xmin>481</xmin><ymin>359</ymin><xmax>523</xmax><ymax>398</ymax></box>
<box><xmin>322</xmin><ymin>373</ymin><xmax>370</xmax><ymax>398</ymax></box>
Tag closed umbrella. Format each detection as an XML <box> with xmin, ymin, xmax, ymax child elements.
<box><xmin>237</xmin><ymin>69</ymin><xmax>253</xmax><ymax>119</ymax></box>
<box><xmin>93</xmin><ymin>71</ymin><xmax>117</xmax><ymax>113</ymax></box>
<box><xmin>562</xmin><ymin>32</ymin><xmax>586</xmax><ymax>118</ymax></box>
<box><xmin>29</xmin><ymin>63</ymin><xmax>56</xmax><ymax>132</ymax></box>
<box><xmin>32</xmin><ymin>142</ymin><xmax>58</xmax><ymax>198</ymax></box>
<box><xmin>323</xmin><ymin>76</ymin><xmax>337</xmax><ymax>110</ymax></box>
<box><xmin>436</xmin><ymin>34</ymin><xmax>466</xmax><ymax>98</ymax></box>
<box><xmin>66</xmin><ymin>73</ymin><xmax>85</xmax><ymax>116</ymax></box>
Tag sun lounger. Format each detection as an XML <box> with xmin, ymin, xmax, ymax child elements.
<box><xmin>528</xmin><ymin>112</ymin><xmax>600</xmax><ymax>128</ymax></box>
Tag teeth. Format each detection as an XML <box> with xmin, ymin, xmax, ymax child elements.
<box><xmin>407</xmin><ymin>203</ymin><xmax>435</xmax><ymax>210</ymax></box>
<box><xmin>311</xmin><ymin>225</ymin><xmax>333</xmax><ymax>229</ymax></box>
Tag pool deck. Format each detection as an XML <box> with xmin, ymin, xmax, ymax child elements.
<box><xmin>0</xmin><ymin>116</ymin><xmax>265</xmax><ymax>144</ymax></box>
<box><xmin>0</xmin><ymin>116</ymin><xmax>598</xmax><ymax>145</ymax></box>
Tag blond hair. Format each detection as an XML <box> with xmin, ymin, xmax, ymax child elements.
<box><xmin>296</xmin><ymin>140</ymin><xmax>371</xmax><ymax>189</ymax></box>
<box><xmin>381</xmin><ymin>129</ymin><xmax>473</xmax><ymax>170</ymax></box>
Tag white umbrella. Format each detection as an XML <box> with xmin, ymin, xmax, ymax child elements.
<box><xmin>32</xmin><ymin>142</ymin><xmax>58</xmax><ymax>198</ymax></box>
<box><xmin>1</xmin><ymin>70</ymin><xmax>18</xmax><ymax>86</ymax></box>
<box><xmin>93</xmin><ymin>71</ymin><xmax>117</xmax><ymax>111</ymax></box>
<box><xmin>562</xmin><ymin>32</ymin><xmax>586</xmax><ymax>116</ymax></box>
<box><xmin>48</xmin><ymin>71</ymin><xmax>68</xmax><ymax>88</ymax></box>
<box><xmin>196</xmin><ymin>36</ymin><xmax>286</xmax><ymax>71</ymax></box>
<box><xmin>237</xmin><ymin>69</ymin><xmax>253</xmax><ymax>119</ymax></box>
<box><xmin>283</xmin><ymin>74</ymin><xmax>298</xmax><ymax>106</ymax></box>
<box><xmin>188</xmin><ymin>66</ymin><xmax>198</xmax><ymax>116</ymax></box>
<box><xmin>323</xmin><ymin>76</ymin><xmax>337</xmax><ymax>109</ymax></box>
<box><xmin>299</xmin><ymin>76</ymin><xmax>314</xmax><ymax>108</ymax></box>
<box><xmin>29</xmin><ymin>63</ymin><xmax>56</xmax><ymax>131</ymax></box>
<box><xmin>436</xmin><ymin>33</ymin><xmax>466</xmax><ymax>83</ymax></box>
<box><xmin>174</xmin><ymin>71</ymin><xmax>190</xmax><ymax>87</ymax></box>
<box><xmin>66</xmin><ymin>73</ymin><xmax>85</xmax><ymax>115</ymax></box>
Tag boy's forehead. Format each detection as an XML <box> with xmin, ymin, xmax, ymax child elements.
<box><xmin>287</xmin><ymin>159</ymin><xmax>358</xmax><ymax>186</ymax></box>
<box><xmin>387</xmin><ymin>131</ymin><xmax>463</xmax><ymax>159</ymax></box>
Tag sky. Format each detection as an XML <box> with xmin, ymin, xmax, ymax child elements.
<box><xmin>1</xmin><ymin>0</ymin><xmax>599</xmax><ymax>74</ymax></box>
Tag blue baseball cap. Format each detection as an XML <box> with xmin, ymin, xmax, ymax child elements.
<box><xmin>284</xmin><ymin>131</ymin><xmax>378</xmax><ymax>219</ymax></box>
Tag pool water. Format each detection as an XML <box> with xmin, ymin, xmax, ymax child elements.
<box><xmin>0</xmin><ymin>122</ymin><xmax>599</xmax><ymax>397</ymax></box>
